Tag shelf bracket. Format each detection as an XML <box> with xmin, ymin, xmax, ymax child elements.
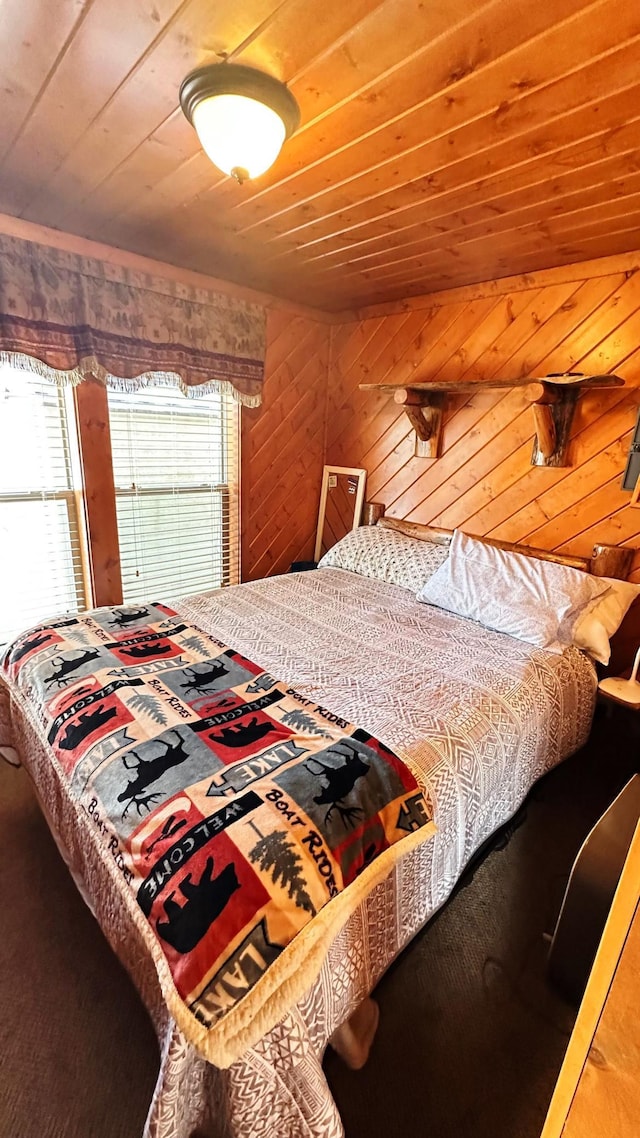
<box><xmin>393</xmin><ymin>388</ymin><xmax>444</xmax><ymax>458</ymax></box>
<box><xmin>527</xmin><ymin>379</ymin><xmax>584</xmax><ymax>467</ymax></box>
<box><xmin>359</xmin><ymin>372</ymin><xmax>624</xmax><ymax>467</ymax></box>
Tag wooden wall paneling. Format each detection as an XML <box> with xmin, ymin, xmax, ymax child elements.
<box><xmin>532</xmin><ymin>278</ymin><xmax>640</xmax><ymax>376</ymax></box>
<box><xmin>452</xmin><ymin>284</ymin><xmax>576</xmax><ymax>381</ymax></box>
<box><xmin>481</xmin><ymin>357</ymin><xmax>640</xmax><ymax>543</ymax></box>
<box><xmin>405</xmin><ymin>393</ymin><xmax>540</xmax><ymax>523</ymax></box>
<box><xmin>444</xmin><ymin>438</ymin><xmax>551</xmax><ymax>533</ymax></box>
<box><xmin>456</xmin><ymin>420</ymin><xmax>632</xmax><ymax>540</ymax></box>
<box><xmin>364</xmin><ymin>390</ymin><xmax>505</xmax><ymax>512</ymax></box>
<box><xmin>325</xmin><ymin>300</ymin><xmax>491</xmax><ymax>481</ymax></box>
<box><xmin>326</xmin><ymin>304</ymin><xmax>466</xmax><ymax>455</ymax></box>
<box><xmin>364</xmin><ymin>382</ymin><xmax>507</xmax><ymax>512</ymax></box>
<box><xmin>514</xmin><ymin>474</ymin><xmax>631</xmax><ymax>551</ymax></box>
<box><xmin>387</xmin><ymin>393</ymin><xmax>513</xmax><ymax>511</ymax></box>
<box><xmin>373</xmin><ymin>305</ymin><xmax>470</xmax><ymax>390</ymax></box>
<box><xmin>426</xmin><ymin>294</ymin><xmax>536</xmax><ymax>385</ymax></box>
<box><xmin>480</xmin><ymin>407</ymin><xmax>637</xmax><ymax>543</ymax></box>
<box><xmin>73</xmin><ymin>377</ymin><xmax>123</xmax><ymax>607</ymax></box>
<box><xmin>326</xmin><ymin>252</ymin><xmax>640</xmax><ymax>569</ymax></box>
<box><xmin>241</xmin><ymin>311</ymin><xmax>329</xmax><ymax>580</ymax></box>
<box><xmin>425</xmin><ymin>376</ymin><xmax>638</xmax><ymax>534</ymax></box>
<box><xmin>557</xmin><ymin>502</ymin><xmax>640</xmax><ymax>561</ymax></box>
<box><xmin>246</xmin><ymin>356</ymin><xmax>328</xmax><ymax>489</ymax></box>
<box><xmin>324</xmin><ymin>314</ymin><xmax>418</xmax><ymax>457</ymax></box>
<box><xmin>245</xmin><ymin>329</ymin><xmax>326</xmax><ymax>456</ymax></box>
<box><xmin>246</xmin><ymin>401</ymin><xmax>326</xmax><ymax>555</ymax></box>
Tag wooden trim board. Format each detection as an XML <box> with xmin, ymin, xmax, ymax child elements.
<box><xmin>377</xmin><ymin>517</ymin><xmax>632</xmax><ymax>578</ymax></box>
<box><xmin>343</xmin><ymin>250</ymin><xmax>640</xmax><ymax>322</ymax></box>
<box><xmin>73</xmin><ymin>378</ymin><xmax>123</xmax><ymax>607</ymax></box>
<box><xmin>541</xmin><ymin>819</ymin><xmax>640</xmax><ymax>1138</ymax></box>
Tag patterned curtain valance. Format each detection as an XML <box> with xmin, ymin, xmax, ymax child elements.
<box><xmin>0</xmin><ymin>233</ymin><xmax>266</xmax><ymax>406</ymax></box>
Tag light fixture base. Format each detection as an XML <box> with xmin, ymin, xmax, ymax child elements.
<box><xmin>179</xmin><ymin>62</ymin><xmax>300</xmax><ymax>140</ymax></box>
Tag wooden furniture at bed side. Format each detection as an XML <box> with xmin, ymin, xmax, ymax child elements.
<box><xmin>540</xmin><ymin>819</ymin><xmax>640</xmax><ymax>1138</ymax></box>
<box><xmin>359</xmin><ymin>374</ymin><xmax>624</xmax><ymax>466</ymax></box>
<box><xmin>547</xmin><ymin>777</ymin><xmax>640</xmax><ymax>1005</ymax></box>
<box><xmin>73</xmin><ymin>378</ymin><xmax>123</xmax><ymax>607</ymax></box>
<box><xmin>376</xmin><ymin>516</ymin><xmax>634</xmax><ymax>580</ymax></box>
<box><xmin>608</xmin><ymin>599</ymin><xmax>640</xmax><ymax>678</ymax></box>
<box><xmin>362</xmin><ymin>501</ymin><xmax>386</xmax><ymax>526</ymax></box>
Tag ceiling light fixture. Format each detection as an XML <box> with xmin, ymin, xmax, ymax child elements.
<box><xmin>179</xmin><ymin>62</ymin><xmax>300</xmax><ymax>185</ymax></box>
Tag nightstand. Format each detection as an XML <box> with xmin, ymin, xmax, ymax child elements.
<box><xmin>596</xmin><ymin>674</ymin><xmax>640</xmax><ymax>772</ymax></box>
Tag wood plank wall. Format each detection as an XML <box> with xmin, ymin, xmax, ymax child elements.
<box><xmin>324</xmin><ymin>255</ymin><xmax>640</xmax><ymax>582</ymax></box>
<box><xmin>241</xmin><ymin>309</ymin><xmax>330</xmax><ymax>580</ymax></box>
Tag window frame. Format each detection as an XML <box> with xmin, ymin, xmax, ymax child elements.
<box><xmin>75</xmin><ymin>379</ymin><xmax>240</xmax><ymax>608</ymax></box>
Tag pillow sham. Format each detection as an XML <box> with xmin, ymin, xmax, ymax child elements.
<box><xmin>417</xmin><ymin>530</ymin><xmax>608</xmax><ymax>652</ymax></box>
<box><xmin>573</xmin><ymin>577</ymin><xmax>640</xmax><ymax>664</ymax></box>
<box><xmin>318</xmin><ymin>525</ymin><xmax>449</xmax><ymax>592</ymax></box>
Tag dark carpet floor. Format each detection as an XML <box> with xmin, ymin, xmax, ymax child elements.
<box><xmin>0</xmin><ymin>707</ymin><xmax>635</xmax><ymax>1138</ymax></box>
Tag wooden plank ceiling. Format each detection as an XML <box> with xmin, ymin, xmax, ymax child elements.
<box><xmin>0</xmin><ymin>0</ymin><xmax>639</xmax><ymax>311</ymax></box>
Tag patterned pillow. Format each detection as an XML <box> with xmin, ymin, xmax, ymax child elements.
<box><xmin>417</xmin><ymin>530</ymin><xmax>609</xmax><ymax>652</ymax></box>
<box><xmin>318</xmin><ymin>526</ymin><xmax>449</xmax><ymax>592</ymax></box>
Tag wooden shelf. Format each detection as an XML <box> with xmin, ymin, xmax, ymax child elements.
<box><xmin>359</xmin><ymin>373</ymin><xmax>624</xmax><ymax>465</ymax></box>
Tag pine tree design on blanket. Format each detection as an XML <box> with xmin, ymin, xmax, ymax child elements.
<box><xmin>1</xmin><ymin>602</ymin><xmax>435</xmax><ymax>1065</ymax></box>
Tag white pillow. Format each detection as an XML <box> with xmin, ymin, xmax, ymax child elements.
<box><xmin>573</xmin><ymin>577</ymin><xmax>640</xmax><ymax>664</ymax></box>
<box><xmin>417</xmin><ymin>530</ymin><xmax>609</xmax><ymax>652</ymax></box>
<box><xmin>318</xmin><ymin>526</ymin><xmax>449</xmax><ymax>592</ymax></box>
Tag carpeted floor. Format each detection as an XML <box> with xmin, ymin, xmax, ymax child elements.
<box><xmin>0</xmin><ymin>707</ymin><xmax>635</xmax><ymax>1138</ymax></box>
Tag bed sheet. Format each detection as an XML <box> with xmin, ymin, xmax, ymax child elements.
<box><xmin>0</xmin><ymin>568</ymin><xmax>597</xmax><ymax>1138</ymax></box>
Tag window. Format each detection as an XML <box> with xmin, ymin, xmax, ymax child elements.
<box><xmin>0</xmin><ymin>365</ymin><xmax>88</xmax><ymax>646</ymax></box>
<box><xmin>107</xmin><ymin>385</ymin><xmax>239</xmax><ymax>603</ymax></box>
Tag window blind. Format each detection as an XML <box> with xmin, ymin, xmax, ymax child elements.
<box><xmin>107</xmin><ymin>385</ymin><xmax>240</xmax><ymax>604</ymax></box>
<box><xmin>0</xmin><ymin>365</ymin><xmax>88</xmax><ymax>647</ymax></box>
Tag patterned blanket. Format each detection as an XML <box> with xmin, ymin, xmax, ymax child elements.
<box><xmin>2</xmin><ymin>601</ymin><xmax>434</xmax><ymax>1065</ymax></box>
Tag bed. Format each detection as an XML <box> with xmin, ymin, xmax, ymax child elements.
<box><xmin>1</xmin><ymin>520</ymin><xmax>630</xmax><ymax>1138</ymax></box>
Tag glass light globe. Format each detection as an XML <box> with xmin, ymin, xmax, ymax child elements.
<box><xmin>192</xmin><ymin>93</ymin><xmax>287</xmax><ymax>182</ymax></box>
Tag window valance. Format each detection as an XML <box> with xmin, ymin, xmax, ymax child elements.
<box><xmin>0</xmin><ymin>233</ymin><xmax>266</xmax><ymax>406</ymax></box>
